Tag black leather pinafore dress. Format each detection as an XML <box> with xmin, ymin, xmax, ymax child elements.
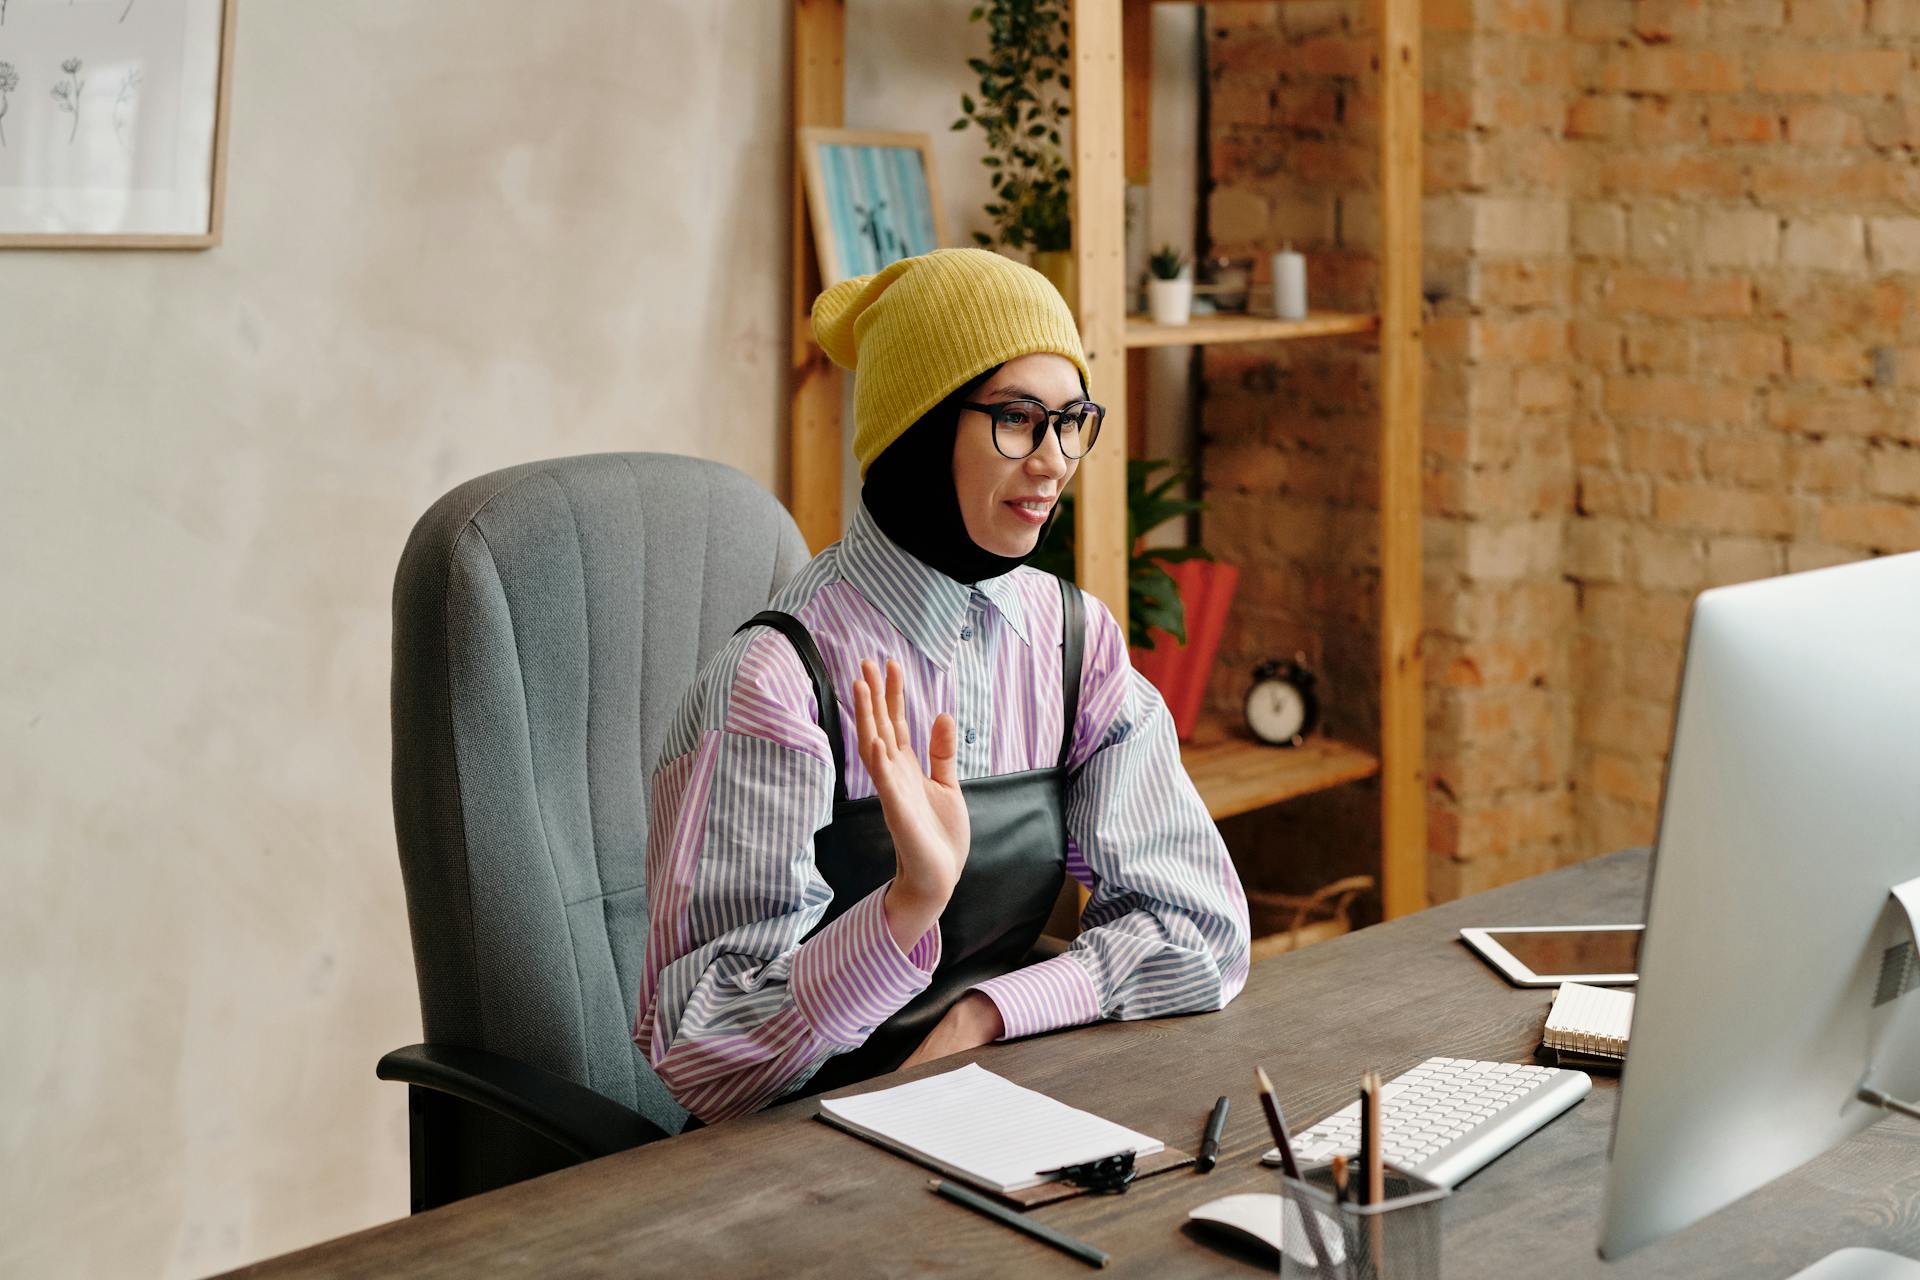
<box><xmin>735</xmin><ymin>577</ymin><xmax>1084</xmax><ymax>1095</ymax></box>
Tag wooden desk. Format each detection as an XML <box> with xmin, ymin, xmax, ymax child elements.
<box><xmin>232</xmin><ymin>850</ymin><xmax>1920</xmax><ymax>1278</ymax></box>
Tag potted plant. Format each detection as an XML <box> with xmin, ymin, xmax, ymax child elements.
<box><xmin>1147</xmin><ymin>244</ymin><xmax>1193</xmax><ymax>326</ymax></box>
<box><xmin>1030</xmin><ymin>460</ymin><xmax>1240</xmax><ymax>741</ymax></box>
<box><xmin>953</xmin><ymin>0</ymin><xmax>1074</xmax><ymax>300</ymax></box>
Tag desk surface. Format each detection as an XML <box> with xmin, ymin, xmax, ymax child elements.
<box><xmin>233</xmin><ymin>850</ymin><xmax>1920</xmax><ymax>1278</ymax></box>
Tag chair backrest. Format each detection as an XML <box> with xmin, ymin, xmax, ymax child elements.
<box><xmin>390</xmin><ymin>453</ymin><xmax>812</xmax><ymax>1134</ymax></box>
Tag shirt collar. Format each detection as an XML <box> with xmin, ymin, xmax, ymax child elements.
<box><xmin>839</xmin><ymin>502</ymin><xmax>1033</xmax><ymax>669</ymax></box>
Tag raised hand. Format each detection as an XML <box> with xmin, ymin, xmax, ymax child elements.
<box><xmin>852</xmin><ymin>657</ymin><xmax>970</xmax><ymax>951</ymax></box>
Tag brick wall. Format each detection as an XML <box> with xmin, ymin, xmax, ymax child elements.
<box><xmin>1200</xmin><ymin>0</ymin><xmax>1920</xmax><ymax>907</ymax></box>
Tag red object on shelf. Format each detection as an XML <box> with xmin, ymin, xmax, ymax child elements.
<box><xmin>1129</xmin><ymin>560</ymin><xmax>1240</xmax><ymax>742</ymax></box>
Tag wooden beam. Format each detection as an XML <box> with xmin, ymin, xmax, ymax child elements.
<box><xmin>789</xmin><ymin>0</ymin><xmax>847</xmax><ymax>553</ymax></box>
<box><xmin>1071</xmin><ymin>0</ymin><xmax>1131</xmax><ymax>631</ymax></box>
<box><xmin>1377</xmin><ymin>0</ymin><xmax>1427</xmax><ymax>918</ymax></box>
<box><xmin>1123</xmin><ymin>0</ymin><xmax>1154</xmax><ymax>185</ymax></box>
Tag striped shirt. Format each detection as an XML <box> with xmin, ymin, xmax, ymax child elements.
<box><xmin>633</xmin><ymin>502</ymin><xmax>1251</xmax><ymax>1124</ymax></box>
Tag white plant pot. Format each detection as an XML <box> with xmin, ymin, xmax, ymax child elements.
<box><xmin>1147</xmin><ymin>276</ymin><xmax>1193</xmax><ymax>326</ymax></box>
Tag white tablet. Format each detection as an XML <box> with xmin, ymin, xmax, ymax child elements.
<box><xmin>1459</xmin><ymin>925</ymin><xmax>1643</xmax><ymax>987</ymax></box>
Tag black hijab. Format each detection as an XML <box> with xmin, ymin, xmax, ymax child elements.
<box><xmin>860</xmin><ymin>364</ymin><xmax>1066</xmax><ymax>585</ymax></box>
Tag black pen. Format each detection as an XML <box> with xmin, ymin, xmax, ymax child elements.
<box><xmin>930</xmin><ymin>1179</ymin><xmax>1109</xmax><ymax>1268</ymax></box>
<box><xmin>1195</xmin><ymin>1095</ymin><xmax>1229</xmax><ymax>1173</ymax></box>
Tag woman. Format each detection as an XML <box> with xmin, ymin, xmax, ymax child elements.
<box><xmin>634</xmin><ymin>248</ymin><xmax>1250</xmax><ymax>1124</ymax></box>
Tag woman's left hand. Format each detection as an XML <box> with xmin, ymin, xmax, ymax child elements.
<box><xmin>901</xmin><ymin>992</ymin><xmax>1005</xmax><ymax>1070</ymax></box>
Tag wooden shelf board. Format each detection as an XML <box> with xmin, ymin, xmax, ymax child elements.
<box><xmin>1124</xmin><ymin>310</ymin><xmax>1380</xmax><ymax>349</ymax></box>
<box><xmin>1179</xmin><ymin>719</ymin><xmax>1381</xmax><ymax>822</ymax></box>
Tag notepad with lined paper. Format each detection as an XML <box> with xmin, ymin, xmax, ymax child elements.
<box><xmin>1543</xmin><ymin>981</ymin><xmax>1635</xmax><ymax>1060</ymax></box>
<box><xmin>816</xmin><ymin>1063</ymin><xmax>1166</xmax><ymax>1196</ymax></box>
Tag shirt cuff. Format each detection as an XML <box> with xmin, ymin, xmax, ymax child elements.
<box><xmin>790</xmin><ymin>884</ymin><xmax>941</xmax><ymax>1048</ymax></box>
<box><xmin>971</xmin><ymin>953</ymin><xmax>1102</xmax><ymax>1041</ymax></box>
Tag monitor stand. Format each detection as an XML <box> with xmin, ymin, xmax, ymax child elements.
<box><xmin>1788</xmin><ymin>882</ymin><xmax>1920</xmax><ymax>1279</ymax></box>
<box><xmin>1789</xmin><ymin>1251</ymin><xmax>1920</xmax><ymax>1280</ymax></box>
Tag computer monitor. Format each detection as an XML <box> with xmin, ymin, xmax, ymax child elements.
<box><xmin>1599</xmin><ymin>551</ymin><xmax>1920</xmax><ymax>1275</ymax></box>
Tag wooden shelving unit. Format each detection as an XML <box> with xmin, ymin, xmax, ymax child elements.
<box><xmin>1180</xmin><ymin>718</ymin><xmax>1381</xmax><ymax>823</ymax></box>
<box><xmin>1070</xmin><ymin>0</ymin><xmax>1426</xmax><ymax>918</ymax></box>
<box><xmin>787</xmin><ymin>0</ymin><xmax>1424</xmax><ymax>915</ymax></box>
<box><xmin>1124</xmin><ymin>309</ymin><xmax>1380</xmax><ymax>350</ymax></box>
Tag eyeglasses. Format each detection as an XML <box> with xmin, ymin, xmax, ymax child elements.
<box><xmin>1036</xmin><ymin>1149</ymin><xmax>1137</xmax><ymax>1195</ymax></box>
<box><xmin>960</xmin><ymin>397</ymin><xmax>1106</xmax><ymax>461</ymax></box>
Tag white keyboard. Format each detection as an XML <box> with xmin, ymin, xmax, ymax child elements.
<box><xmin>1261</xmin><ymin>1056</ymin><xmax>1592</xmax><ymax>1189</ymax></box>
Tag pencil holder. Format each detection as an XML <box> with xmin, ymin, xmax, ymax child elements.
<box><xmin>1275</xmin><ymin>1165</ymin><xmax>1447</xmax><ymax>1280</ymax></box>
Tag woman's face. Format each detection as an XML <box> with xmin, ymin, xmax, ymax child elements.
<box><xmin>952</xmin><ymin>353</ymin><xmax>1086</xmax><ymax>558</ymax></box>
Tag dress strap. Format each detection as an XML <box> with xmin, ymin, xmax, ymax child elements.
<box><xmin>736</xmin><ymin>611</ymin><xmax>850</xmax><ymax>806</ymax></box>
<box><xmin>1057</xmin><ymin>579</ymin><xmax>1085</xmax><ymax>770</ymax></box>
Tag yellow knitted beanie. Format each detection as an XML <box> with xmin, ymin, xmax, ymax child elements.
<box><xmin>810</xmin><ymin>247</ymin><xmax>1092</xmax><ymax>477</ymax></box>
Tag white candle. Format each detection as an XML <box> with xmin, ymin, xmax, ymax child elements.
<box><xmin>1271</xmin><ymin>247</ymin><xmax>1307</xmax><ymax>320</ymax></box>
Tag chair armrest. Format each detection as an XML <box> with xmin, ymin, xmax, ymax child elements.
<box><xmin>377</xmin><ymin>1043</ymin><xmax>670</xmax><ymax>1161</ymax></box>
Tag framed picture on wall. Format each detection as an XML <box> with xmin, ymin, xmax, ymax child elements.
<box><xmin>799</xmin><ymin>127</ymin><xmax>948</xmax><ymax>287</ymax></box>
<box><xmin>0</xmin><ymin>0</ymin><xmax>236</xmax><ymax>248</ymax></box>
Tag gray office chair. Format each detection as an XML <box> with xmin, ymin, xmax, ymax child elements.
<box><xmin>379</xmin><ymin>453</ymin><xmax>812</xmax><ymax>1212</ymax></box>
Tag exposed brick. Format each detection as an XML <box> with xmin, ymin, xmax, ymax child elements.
<box><xmin>1630</xmin><ymin>526</ymin><xmax>1709</xmax><ymax>589</ymax></box>
<box><xmin>1869</xmin><ymin>0</ymin><xmax>1920</xmax><ymax>33</ymax></box>
<box><xmin>1706</xmin><ymin>535</ymin><xmax>1786</xmax><ymax>585</ymax></box>
<box><xmin>1474</xmin><ymin>259</ymin><xmax>1574</xmax><ymax>308</ymax></box>
<box><xmin>1787</xmin><ymin>542</ymin><xmax>1867</xmax><ymax>572</ymax></box>
<box><xmin>1572</xmin><ymin>203</ymin><xmax>1628</xmax><ymax>257</ymax></box>
<box><xmin>1578</xmin><ymin>468</ymin><xmax>1653</xmax><ymax>516</ymax></box>
<box><xmin>1603</xmin><ymin>271</ymin><xmax>1753</xmax><ymax>318</ymax></box>
<box><xmin>1699</xmin><ymin>331</ymin><xmax>1786</xmax><ymax>380</ymax></box>
<box><xmin>1629</xmin><ymin>203</ymin><xmax>1699</xmax><ymax>263</ymax></box>
<box><xmin>1473</xmin><ymin>314</ymin><xmax>1571</xmax><ymax>361</ymax></box>
<box><xmin>1591</xmin><ymin>750</ymin><xmax>1664</xmax><ymax>806</ymax></box>
<box><xmin>1633</xmin><ymin>0</ymin><xmax>1711</xmax><ymax>41</ymax></box>
<box><xmin>1786</xmin><ymin>102</ymin><xmax>1867</xmax><ymax>148</ymax></box>
<box><xmin>1703</xmin><ymin>436</ymin><xmax>1787</xmax><ymax>486</ymax></box>
<box><xmin>1572</xmin><ymin>320</ymin><xmax>1626</xmax><ymax>371</ymax></box>
<box><xmin>1869</xmin><ymin>446</ymin><xmax>1920</xmax><ymax>499</ymax></box>
<box><xmin>1567</xmin><ymin>94</ymin><xmax>1629</xmax><ymax>140</ymax></box>
<box><xmin>1832</xmin><ymin>49</ymin><xmax>1912</xmax><ymax>96</ymax></box>
<box><xmin>1781</xmin><ymin>215</ymin><xmax>1869</xmax><ymax>273</ymax></box>
<box><xmin>1607</xmin><ymin>374</ymin><xmax>1750</xmax><ymax>427</ymax></box>
<box><xmin>1598</xmin><ymin>47</ymin><xmax>1743</xmax><ymax>94</ymax></box>
<box><xmin>1598</xmin><ymin>153</ymin><xmax>1743</xmax><ymax>200</ymax></box>
<box><xmin>1624</xmin><ymin>422</ymin><xmax>1702</xmax><ymax>476</ymax></box>
<box><xmin>1788</xmin><ymin>338</ymin><xmax>1872</xmax><ymax>384</ymax></box>
<box><xmin>1768</xmin><ymin>390</ymin><xmax>1897</xmax><ymax>438</ymax></box>
<box><xmin>1573</xmin><ymin>0</ymin><xmax>1634</xmax><ymax>37</ymax></box>
<box><xmin>1698</xmin><ymin>208</ymin><xmax>1780</xmax><ymax>270</ymax></box>
<box><xmin>1624</xmin><ymin>327</ymin><xmax>1696</xmax><ymax>374</ymax></box>
<box><xmin>1712</xmin><ymin>0</ymin><xmax>1787</xmax><ymax>31</ymax></box>
<box><xmin>1819</xmin><ymin>501</ymin><xmax>1920</xmax><ymax>549</ymax></box>
<box><xmin>1707</xmin><ymin>101</ymin><xmax>1782</xmax><ymax>145</ymax></box>
<box><xmin>1788</xmin><ymin>0</ymin><xmax>1867</xmax><ymax>36</ymax></box>
<box><xmin>1868</xmin><ymin>217</ymin><xmax>1920</xmax><ymax>273</ymax></box>
<box><xmin>1751</xmin><ymin>49</ymin><xmax>1836</xmax><ymax>94</ymax></box>
<box><xmin>1791</xmin><ymin>438</ymin><xmax>1870</xmax><ymax>491</ymax></box>
<box><xmin>1653</xmin><ymin>484</ymin><xmax>1795</xmax><ymax>535</ymax></box>
<box><xmin>1751</xmin><ymin>159</ymin><xmax>1898</xmax><ymax>205</ymax></box>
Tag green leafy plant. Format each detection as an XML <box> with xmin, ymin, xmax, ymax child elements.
<box><xmin>952</xmin><ymin>0</ymin><xmax>1073</xmax><ymax>254</ymax></box>
<box><xmin>1030</xmin><ymin>460</ymin><xmax>1213</xmax><ymax>649</ymax></box>
<box><xmin>1148</xmin><ymin>244</ymin><xmax>1188</xmax><ymax>281</ymax></box>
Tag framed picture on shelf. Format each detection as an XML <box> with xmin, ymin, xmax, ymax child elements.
<box><xmin>0</xmin><ymin>0</ymin><xmax>236</xmax><ymax>248</ymax></box>
<box><xmin>799</xmin><ymin>127</ymin><xmax>948</xmax><ymax>287</ymax></box>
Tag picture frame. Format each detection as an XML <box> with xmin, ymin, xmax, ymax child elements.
<box><xmin>0</xmin><ymin>0</ymin><xmax>236</xmax><ymax>249</ymax></box>
<box><xmin>799</xmin><ymin>127</ymin><xmax>948</xmax><ymax>287</ymax></box>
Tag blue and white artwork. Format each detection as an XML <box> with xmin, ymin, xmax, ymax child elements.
<box><xmin>818</xmin><ymin>143</ymin><xmax>939</xmax><ymax>281</ymax></box>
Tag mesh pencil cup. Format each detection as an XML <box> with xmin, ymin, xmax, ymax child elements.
<box><xmin>1275</xmin><ymin>1165</ymin><xmax>1448</xmax><ymax>1280</ymax></box>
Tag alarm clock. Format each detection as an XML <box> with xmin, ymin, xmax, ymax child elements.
<box><xmin>1244</xmin><ymin>656</ymin><xmax>1320</xmax><ymax>747</ymax></box>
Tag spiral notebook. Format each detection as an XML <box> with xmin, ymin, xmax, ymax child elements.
<box><xmin>816</xmin><ymin>1063</ymin><xmax>1192</xmax><ymax>1205</ymax></box>
<box><xmin>1543</xmin><ymin>981</ymin><xmax>1635</xmax><ymax>1061</ymax></box>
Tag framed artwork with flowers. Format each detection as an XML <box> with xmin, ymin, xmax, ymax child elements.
<box><xmin>0</xmin><ymin>0</ymin><xmax>235</xmax><ymax>248</ymax></box>
<box><xmin>799</xmin><ymin>127</ymin><xmax>948</xmax><ymax>288</ymax></box>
